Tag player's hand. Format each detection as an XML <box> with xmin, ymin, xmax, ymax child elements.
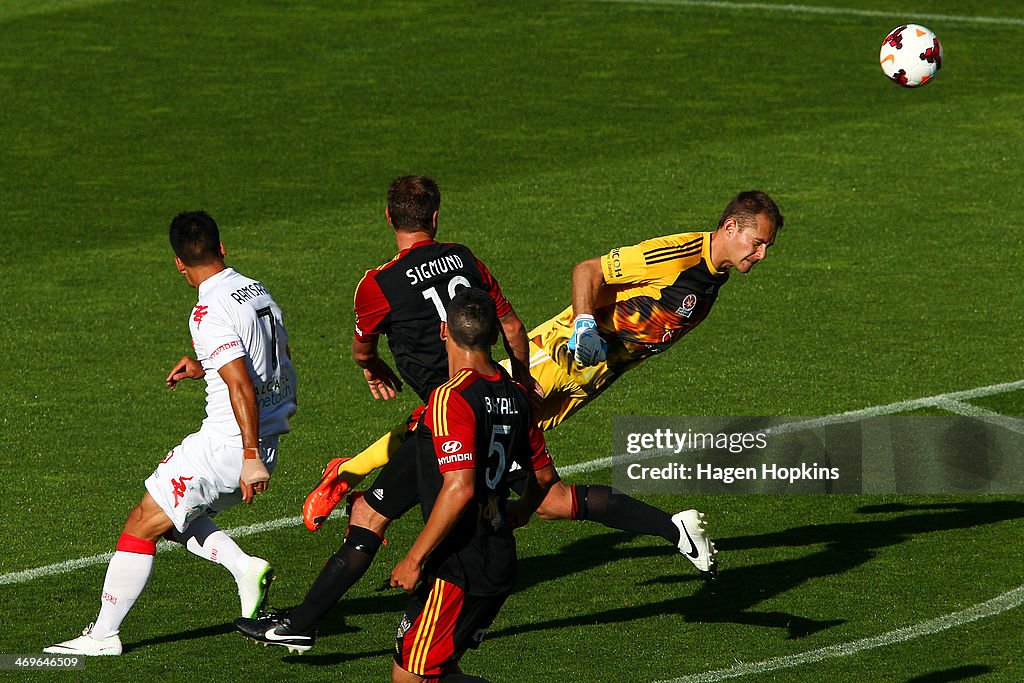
<box><xmin>363</xmin><ymin>361</ymin><xmax>403</xmax><ymax>400</ymax></box>
<box><xmin>240</xmin><ymin>457</ymin><xmax>271</xmax><ymax>504</ymax></box>
<box><xmin>390</xmin><ymin>555</ymin><xmax>422</xmax><ymax>594</ymax></box>
<box><xmin>568</xmin><ymin>314</ymin><xmax>607</xmax><ymax>366</ymax></box>
<box><xmin>166</xmin><ymin>356</ymin><xmax>205</xmax><ymax>389</ymax></box>
<box><xmin>523</xmin><ymin>376</ymin><xmax>545</xmax><ymax>413</ymax></box>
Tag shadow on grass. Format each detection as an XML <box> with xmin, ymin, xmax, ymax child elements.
<box><xmin>132</xmin><ymin>500</ymin><xmax>1024</xmax><ymax>662</ymax></box>
<box><xmin>905</xmin><ymin>664</ymin><xmax>994</xmax><ymax>682</ymax></box>
<box><xmin>486</xmin><ymin>499</ymin><xmax>1024</xmax><ymax>640</ymax></box>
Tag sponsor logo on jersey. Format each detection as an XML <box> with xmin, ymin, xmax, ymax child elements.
<box><xmin>609</xmin><ymin>248</ymin><xmax>623</xmax><ymax>278</ymax></box>
<box><xmin>441</xmin><ymin>439</ymin><xmax>463</xmax><ymax>454</ymax></box>
<box><xmin>192</xmin><ymin>305</ymin><xmax>209</xmax><ymax>326</ymax></box>
<box><xmin>438</xmin><ymin>452</ymin><xmax>473</xmax><ymax>466</ymax></box>
<box><xmin>676</xmin><ymin>293</ymin><xmax>698</xmax><ymax>318</ymax></box>
<box><xmin>209</xmin><ymin>340</ymin><xmax>242</xmax><ymax>359</ymax></box>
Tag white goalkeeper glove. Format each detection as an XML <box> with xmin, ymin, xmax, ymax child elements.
<box><xmin>568</xmin><ymin>314</ymin><xmax>607</xmax><ymax>366</ymax></box>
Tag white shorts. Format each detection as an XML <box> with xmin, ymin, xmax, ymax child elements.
<box><xmin>145</xmin><ymin>430</ymin><xmax>279</xmax><ymax>533</ymax></box>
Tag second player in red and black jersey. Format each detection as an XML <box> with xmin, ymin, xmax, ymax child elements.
<box><xmin>354</xmin><ymin>240</ymin><xmax>514</xmax><ymax>404</ymax></box>
<box><xmin>414</xmin><ymin>365</ymin><xmax>551</xmax><ymax>595</ymax></box>
<box><xmin>390</xmin><ymin>288</ymin><xmax>547</xmax><ymax>682</ymax></box>
<box><xmin>234</xmin><ymin>176</ymin><xmax>538</xmax><ymax>653</ymax></box>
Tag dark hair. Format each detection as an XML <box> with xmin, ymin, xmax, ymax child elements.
<box><xmin>169</xmin><ymin>211</ymin><xmax>222</xmax><ymax>266</ymax></box>
<box><xmin>446</xmin><ymin>288</ymin><xmax>498</xmax><ymax>351</ymax></box>
<box><xmin>387</xmin><ymin>175</ymin><xmax>441</xmax><ymax>235</ymax></box>
<box><xmin>717</xmin><ymin>190</ymin><xmax>784</xmax><ymax>235</ymax></box>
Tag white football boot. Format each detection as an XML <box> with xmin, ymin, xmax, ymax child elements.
<box><xmin>44</xmin><ymin>623</ymin><xmax>122</xmax><ymax>656</ymax></box>
<box><xmin>671</xmin><ymin>509</ymin><xmax>718</xmax><ymax>577</ymax></box>
<box><xmin>237</xmin><ymin>557</ymin><xmax>274</xmax><ymax>618</ymax></box>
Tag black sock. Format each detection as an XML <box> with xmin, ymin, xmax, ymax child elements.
<box><xmin>287</xmin><ymin>526</ymin><xmax>383</xmax><ymax>631</ymax></box>
<box><xmin>573</xmin><ymin>484</ymin><xmax>677</xmax><ymax>545</ymax></box>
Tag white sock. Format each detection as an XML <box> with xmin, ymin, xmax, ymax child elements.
<box><xmin>92</xmin><ymin>535</ymin><xmax>156</xmax><ymax>639</ymax></box>
<box><xmin>175</xmin><ymin>517</ymin><xmax>251</xmax><ymax>582</ymax></box>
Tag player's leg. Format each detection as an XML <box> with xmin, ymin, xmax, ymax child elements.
<box><xmin>171</xmin><ymin>515</ymin><xmax>274</xmax><ymax>618</ymax></box>
<box><xmin>284</xmin><ymin>494</ymin><xmax>390</xmax><ymax>630</ymax></box>
<box><xmin>171</xmin><ymin>436</ymin><xmax>279</xmax><ymax>617</ymax></box>
<box><xmin>522</xmin><ymin>344</ymin><xmax>718</xmax><ymax>574</ymax></box>
<box><xmin>304</xmin><ymin>420</ymin><xmax>412</xmax><ymax>530</ymax></box>
<box><xmin>235</xmin><ymin>436</ymin><xmax>422</xmax><ymax>650</ymax></box>
<box><xmin>533</xmin><ymin>470</ymin><xmax>718</xmax><ymax>576</ymax></box>
<box><xmin>45</xmin><ymin>492</ymin><xmax>172</xmax><ymax>656</ymax></box>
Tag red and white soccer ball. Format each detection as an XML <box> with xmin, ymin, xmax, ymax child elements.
<box><xmin>879</xmin><ymin>24</ymin><xmax>943</xmax><ymax>87</ymax></box>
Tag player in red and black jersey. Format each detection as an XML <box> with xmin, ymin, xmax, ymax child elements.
<box><xmin>235</xmin><ymin>176</ymin><xmax>538</xmax><ymax>651</ymax></box>
<box><xmin>390</xmin><ymin>288</ymin><xmax>546</xmax><ymax>683</ymax></box>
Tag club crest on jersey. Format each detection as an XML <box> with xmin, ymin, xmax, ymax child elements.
<box><xmin>676</xmin><ymin>294</ymin><xmax>698</xmax><ymax>318</ymax></box>
<box><xmin>441</xmin><ymin>439</ymin><xmax>463</xmax><ymax>454</ymax></box>
<box><xmin>192</xmin><ymin>305</ymin><xmax>209</xmax><ymax>326</ymax></box>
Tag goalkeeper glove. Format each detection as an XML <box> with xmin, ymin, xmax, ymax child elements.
<box><xmin>568</xmin><ymin>314</ymin><xmax>607</xmax><ymax>366</ymax></box>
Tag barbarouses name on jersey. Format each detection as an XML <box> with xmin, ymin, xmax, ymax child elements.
<box><xmin>230</xmin><ymin>281</ymin><xmax>269</xmax><ymax>304</ymax></box>
<box><xmin>483</xmin><ymin>396</ymin><xmax>519</xmax><ymax>415</ymax></box>
<box><xmin>406</xmin><ymin>254</ymin><xmax>465</xmax><ymax>285</ymax></box>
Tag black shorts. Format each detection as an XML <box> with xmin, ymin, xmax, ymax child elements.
<box><xmin>363</xmin><ymin>431</ymin><xmax>421</xmax><ymax>520</ymax></box>
<box><xmin>394</xmin><ymin>577</ymin><xmax>508</xmax><ymax>678</ymax></box>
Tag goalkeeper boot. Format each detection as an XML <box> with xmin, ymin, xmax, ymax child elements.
<box><xmin>238</xmin><ymin>556</ymin><xmax>275</xmax><ymax>618</ymax></box>
<box><xmin>44</xmin><ymin>623</ymin><xmax>122</xmax><ymax>656</ymax></box>
<box><xmin>235</xmin><ymin>610</ymin><xmax>317</xmax><ymax>654</ymax></box>
<box><xmin>303</xmin><ymin>457</ymin><xmax>362</xmax><ymax>531</ymax></box>
<box><xmin>672</xmin><ymin>509</ymin><xmax>718</xmax><ymax>578</ymax></box>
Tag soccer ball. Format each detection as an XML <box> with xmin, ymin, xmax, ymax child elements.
<box><xmin>879</xmin><ymin>24</ymin><xmax>943</xmax><ymax>87</ymax></box>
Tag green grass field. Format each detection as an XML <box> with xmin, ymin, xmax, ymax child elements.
<box><xmin>2</xmin><ymin>0</ymin><xmax>1023</xmax><ymax>680</ymax></box>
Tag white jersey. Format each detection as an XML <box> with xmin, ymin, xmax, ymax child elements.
<box><xmin>189</xmin><ymin>267</ymin><xmax>297</xmax><ymax>445</ymax></box>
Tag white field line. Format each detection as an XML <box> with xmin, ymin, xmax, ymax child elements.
<box><xmin>0</xmin><ymin>0</ymin><xmax>129</xmax><ymax>23</ymax></box>
<box><xmin>655</xmin><ymin>585</ymin><xmax>1024</xmax><ymax>683</ymax></box>
<box><xmin>3</xmin><ymin>378</ymin><xmax>1023</xmax><ymax>586</ymax></box>
<box><xmin>584</xmin><ymin>0</ymin><xmax>1024</xmax><ymax>27</ymax></box>
<box><xmin>0</xmin><ymin>514</ymin><xmax>328</xmax><ymax>586</ymax></box>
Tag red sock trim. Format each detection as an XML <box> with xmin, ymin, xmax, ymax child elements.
<box><xmin>116</xmin><ymin>533</ymin><xmax>157</xmax><ymax>555</ymax></box>
<box><xmin>570</xmin><ymin>485</ymin><xmax>580</xmax><ymax>521</ymax></box>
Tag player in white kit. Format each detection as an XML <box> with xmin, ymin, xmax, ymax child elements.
<box><xmin>45</xmin><ymin>211</ymin><xmax>297</xmax><ymax>656</ymax></box>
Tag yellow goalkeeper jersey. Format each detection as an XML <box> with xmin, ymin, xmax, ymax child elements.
<box><xmin>529</xmin><ymin>231</ymin><xmax>728</xmax><ymax>392</ymax></box>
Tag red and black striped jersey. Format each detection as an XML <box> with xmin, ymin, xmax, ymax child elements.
<box><xmin>416</xmin><ymin>365</ymin><xmax>551</xmax><ymax>596</ymax></box>
<box><xmin>353</xmin><ymin>240</ymin><xmax>512</xmax><ymax>403</ymax></box>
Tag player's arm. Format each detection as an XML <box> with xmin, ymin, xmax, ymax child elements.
<box><xmin>390</xmin><ymin>468</ymin><xmax>474</xmax><ymax>593</ymax></box>
<box><xmin>353</xmin><ymin>271</ymin><xmax>402</xmax><ymax>400</ymax></box>
<box><xmin>219</xmin><ymin>356</ymin><xmax>268</xmax><ymax>503</ymax></box>
<box><xmin>352</xmin><ymin>335</ymin><xmax>403</xmax><ymax>400</ymax></box>
<box><xmin>568</xmin><ymin>257</ymin><xmax>610</xmax><ymax>366</ymax></box>
<box><xmin>571</xmin><ymin>256</ymin><xmax>607</xmax><ymax>318</ymax></box>
<box><xmin>506</xmin><ymin>420</ymin><xmax>553</xmax><ymax>528</ymax></box>
<box><xmin>498</xmin><ymin>308</ymin><xmax>542</xmax><ymax>402</ymax></box>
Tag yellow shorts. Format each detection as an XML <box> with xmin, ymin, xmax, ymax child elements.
<box><xmin>503</xmin><ymin>337</ymin><xmax>617</xmax><ymax>432</ymax></box>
